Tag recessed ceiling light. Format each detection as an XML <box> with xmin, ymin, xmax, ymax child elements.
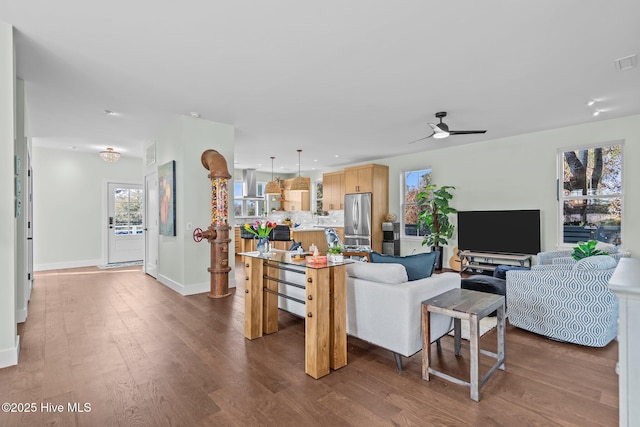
<box><xmin>593</xmin><ymin>110</ymin><xmax>601</xmax><ymax>117</ymax></box>
<box><xmin>587</xmin><ymin>100</ymin><xmax>596</xmax><ymax>107</ymax></box>
<box><xmin>334</xmin><ymin>154</ymin><xmax>339</xmax><ymax>158</ymax></box>
<box><xmin>104</xmin><ymin>109</ymin><xmax>116</xmax><ymax>116</ymax></box>
<box><xmin>190</xmin><ymin>112</ymin><xmax>201</xmax><ymax>118</ymax></box>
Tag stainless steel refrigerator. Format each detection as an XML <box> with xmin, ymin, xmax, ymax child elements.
<box><xmin>344</xmin><ymin>193</ymin><xmax>372</xmax><ymax>248</ymax></box>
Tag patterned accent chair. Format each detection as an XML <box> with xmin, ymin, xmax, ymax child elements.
<box><xmin>506</xmin><ymin>255</ymin><xmax>618</xmax><ymax>347</ymax></box>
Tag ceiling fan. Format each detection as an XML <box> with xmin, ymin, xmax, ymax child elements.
<box><xmin>409</xmin><ymin>111</ymin><xmax>487</xmax><ymax>143</ymax></box>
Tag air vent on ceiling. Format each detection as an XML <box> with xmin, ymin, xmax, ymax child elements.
<box><xmin>614</xmin><ymin>54</ymin><xmax>637</xmax><ymax>71</ymax></box>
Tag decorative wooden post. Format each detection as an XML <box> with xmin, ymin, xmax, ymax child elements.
<box><xmin>193</xmin><ymin>149</ymin><xmax>232</xmax><ymax>298</ymax></box>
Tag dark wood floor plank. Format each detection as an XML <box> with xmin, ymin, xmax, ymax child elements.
<box><xmin>0</xmin><ymin>263</ymin><xmax>618</xmax><ymax>427</ymax></box>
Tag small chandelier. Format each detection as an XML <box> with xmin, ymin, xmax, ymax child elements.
<box><xmin>100</xmin><ymin>147</ymin><xmax>121</xmax><ymax>163</ymax></box>
<box><xmin>264</xmin><ymin>156</ymin><xmax>281</xmax><ymax>195</ymax></box>
<box><xmin>290</xmin><ymin>149</ymin><xmax>309</xmax><ymax>192</ymax></box>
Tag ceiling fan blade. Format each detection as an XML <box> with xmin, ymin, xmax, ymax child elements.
<box><xmin>408</xmin><ymin>133</ymin><xmax>434</xmax><ymax>144</ymax></box>
<box><xmin>449</xmin><ymin>130</ymin><xmax>487</xmax><ymax>135</ymax></box>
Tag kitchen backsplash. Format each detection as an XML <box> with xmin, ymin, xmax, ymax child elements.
<box><xmin>235</xmin><ymin>210</ymin><xmax>344</xmax><ymax>227</ymax></box>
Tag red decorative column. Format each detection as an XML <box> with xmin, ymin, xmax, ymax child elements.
<box><xmin>194</xmin><ymin>149</ymin><xmax>232</xmax><ymax>298</ymax></box>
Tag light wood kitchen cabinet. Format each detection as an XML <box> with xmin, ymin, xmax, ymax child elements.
<box><xmin>322</xmin><ymin>171</ymin><xmax>344</xmax><ymax>211</ymax></box>
<box><xmin>344</xmin><ymin>164</ymin><xmax>383</xmax><ymax>194</ymax></box>
<box><xmin>343</xmin><ymin>164</ymin><xmax>389</xmax><ymax>252</ymax></box>
<box><xmin>290</xmin><ymin>229</ymin><xmax>328</xmax><ymax>253</ymax></box>
<box><xmin>282</xmin><ymin>177</ymin><xmax>310</xmax><ymax>212</ymax></box>
<box><xmin>234</xmin><ymin>226</ymin><xmax>242</xmax><ymax>253</ymax></box>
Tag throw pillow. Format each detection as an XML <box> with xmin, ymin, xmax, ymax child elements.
<box><xmin>595</xmin><ymin>241</ymin><xmax>618</xmax><ymax>254</ymax></box>
<box><xmin>573</xmin><ymin>255</ymin><xmax>617</xmax><ymax>271</ymax></box>
<box><xmin>346</xmin><ymin>262</ymin><xmax>408</xmax><ymax>285</ymax></box>
<box><xmin>369</xmin><ymin>251</ymin><xmax>440</xmax><ymax>281</ymax></box>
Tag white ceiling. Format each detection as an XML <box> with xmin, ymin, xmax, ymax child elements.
<box><xmin>3</xmin><ymin>1</ymin><xmax>640</xmax><ymax>173</ymax></box>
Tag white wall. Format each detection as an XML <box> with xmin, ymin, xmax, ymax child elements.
<box><xmin>15</xmin><ymin>79</ymin><xmax>29</xmax><ymax>323</ymax></box>
<box><xmin>379</xmin><ymin>114</ymin><xmax>640</xmax><ymax>261</ymax></box>
<box><xmin>153</xmin><ymin>116</ymin><xmax>235</xmax><ymax>295</ymax></box>
<box><xmin>32</xmin><ymin>147</ymin><xmax>142</xmax><ymax>270</ymax></box>
<box><xmin>0</xmin><ymin>21</ymin><xmax>18</xmax><ymax>368</ymax></box>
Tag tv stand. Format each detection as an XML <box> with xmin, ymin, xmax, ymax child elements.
<box><xmin>459</xmin><ymin>251</ymin><xmax>532</xmax><ymax>275</ymax></box>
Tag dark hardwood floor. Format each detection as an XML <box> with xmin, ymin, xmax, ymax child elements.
<box><xmin>0</xmin><ymin>259</ymin><xmax>618</xmax><ymax>426</ymax></box>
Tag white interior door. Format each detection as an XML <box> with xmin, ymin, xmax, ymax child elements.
<box><xmin>144</xmin><ymin>172</ymin><xmax>159</xmax><ymax>278</ymax></box>
<box><xmin>26</xmin><ymin>155</ymin><xmax>33</xmax><ymax>300</ymax></box>
<box><xmin>107</xmin><ymin>182</ymin><xmax>144</xmax><ymax>264</ymax></box>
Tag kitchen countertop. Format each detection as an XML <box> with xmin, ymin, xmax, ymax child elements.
<box><xmin>235</xmin><ymin>225</ymin><xmax>343</xmax><ymax>230</ymax></box>
<box><xmin>292</xmin><ymin>226</ymin><xmax>343</xmax><ymax>231</ymax></box>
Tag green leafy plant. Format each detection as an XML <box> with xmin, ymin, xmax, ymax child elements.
<box><xmin>571</xmin><ymin>240</ymin><xmax>609</xmax><ymax>260</ymax></box>
<box><xmin>417</xmin><ymin>184</ymin><xmax>456</xmax><ymax>247</ymax></box>
<box><xmin>327</xmin><ymin>245</ymin><xmax>343</xmax><ymax>255</ymax></box>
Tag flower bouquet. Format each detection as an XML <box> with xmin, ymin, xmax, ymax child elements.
<box><xmin>244</xmin><ymin>220</ymin><xmax>276</xmax><ymax>253</ymax></box>
<box><xmin>243</xmin><ymin>220</ymin><xmax>276</xmax><ymax>238</ymax></box>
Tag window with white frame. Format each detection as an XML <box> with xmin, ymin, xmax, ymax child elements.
<box><xmin>559</xmin><ymin>142</ymin><xmax>623</xmax><ymax>246</ymax></box>
<box><xmin>402</xmin><ymin>168</ymin><xmax>432</xmax><ymax>238</ymax></box>
<box><xmin>234</xmin><ymin>180</ymin><xmax>267</xmax><ymax>217</ymax></box>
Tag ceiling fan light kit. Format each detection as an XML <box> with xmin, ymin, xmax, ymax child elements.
<box><xmin>411</xmin><ymin>111</ymin><xmax>487</xmax><ymax>143</ymax></box>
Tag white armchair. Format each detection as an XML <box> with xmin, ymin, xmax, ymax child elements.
<box><xmin>345</xmin><ymin>262</ymin><xmax>461</xmax><ymax>370</ymax></box>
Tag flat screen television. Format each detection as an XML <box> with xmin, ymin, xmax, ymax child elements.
<box><xmin>457</xmin><ymin>209</ymin><xmax>541</xmax><ymax>255</ymax></box>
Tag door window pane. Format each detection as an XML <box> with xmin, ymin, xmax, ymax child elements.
<box><xmin>114</xmin><ymin>188</ymin><xmax>143</xmax><ymax>235</ymax></box>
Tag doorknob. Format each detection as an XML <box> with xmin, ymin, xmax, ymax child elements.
<box><xmin>109</xmin><ymin>216</ymin><xmax>114</xmax><ymax>229</ymax></box>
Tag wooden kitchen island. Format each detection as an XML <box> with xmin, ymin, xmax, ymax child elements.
<box><xmin>241</xmin><ymin>251</ymin><xmax>350</xmax><ymax>379</ymax></box>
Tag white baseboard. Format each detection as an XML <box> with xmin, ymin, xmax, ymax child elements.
<box><xmin>16</xmin><ymin>306</ymin><xmax>27</xmax><ymax>323</ymax></box>
<box><xmin>157</xmin><ymin>274</ymin><xmax>209</xmax><ymax>296</ymax></box>
<box><xmin>34</xmin><ymin>259</ymin><xmax>102</xmax><ymax>272</ymax></box>
<box><xmin>0</xmin><ymin>336</ymin><xmax>20</xmax><ymax>368</ymax></box>
<box><xmin>157</xmin><ymin>274</ymin><xmax>236</xmax><ymax>296</ymax></box>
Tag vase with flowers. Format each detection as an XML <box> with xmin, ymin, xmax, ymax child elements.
<box><xmin>244</xmin><ymin>220</ymin><xmax>276</xmax><ymax>253</ymax></box>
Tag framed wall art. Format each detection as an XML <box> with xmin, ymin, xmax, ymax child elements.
<box><xmin>159</xmin><ymin>160</ymin><xmax>176</xmax><ymax>236</ymax></box>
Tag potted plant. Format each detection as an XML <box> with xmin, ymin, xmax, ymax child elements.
<box><xmin>571</xmin><ymin>240</ymin><xmax>609</xmax><ymax>260</ymax></box>
<box><xmin>327</xmin><ymin>245</ymin><xmax>344</xmax><ymax>263</ymax></box>
<box><xmin>417</xmin><ymin>184</ymin><xmax>456</xmax><ymax>270</ymax></box>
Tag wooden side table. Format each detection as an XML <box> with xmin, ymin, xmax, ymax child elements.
<box><xmin>422</xmin><ymin>288</ymin><xmax>506</xmax><ymax>401</ymax></box>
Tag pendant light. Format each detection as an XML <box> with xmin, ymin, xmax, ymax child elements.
<box><xmin>264</xmin><ymin>156</ymin><xmax>281</xmax><ymax>195</ymax></box>
<box><xmin>290</xmin><ymin>149</ymin><xmax>310</xmax><ymax>192</ymax></box>
<box><xmin>99</xmin><ymin>147</ymin><xmax>121</xmax><ymax>162</ymax></box>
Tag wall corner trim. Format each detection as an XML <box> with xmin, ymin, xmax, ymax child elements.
<box><xmin>0</xmin><ymin>335</ymin><xmax>20</xmax><ymax>368</ymax></box>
